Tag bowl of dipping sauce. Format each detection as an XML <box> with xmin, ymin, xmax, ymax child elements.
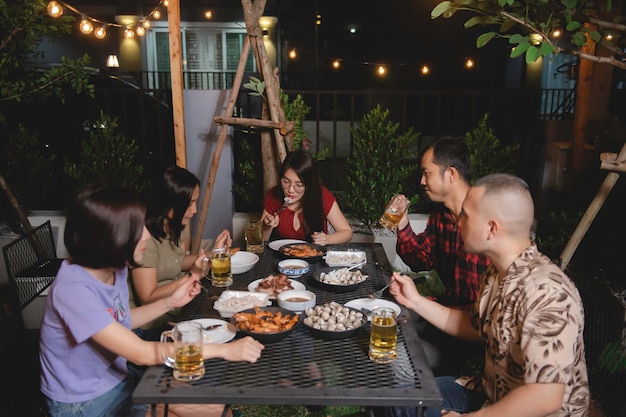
<box><xmin>277</xmin><ymin>258</ymin><xmax>310</xmax><ymax>278</ymax></box>
<box><xmin>276</xmin><ymin>289</ymin><xmax>316</xmax><ymax>313</ymax></box>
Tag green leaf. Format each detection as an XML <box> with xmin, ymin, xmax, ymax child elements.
<box><xmin>249</xmin><ymin>76</ymin><xmax>262</xmax><ymax>83</ymax></box>
<box><xmin>539</xmin><ymin>41</ymin><xmax>554</xmax><ymax>57</ymax></box>
<box><xmin>566</xmin><ymin>21</ymin><xmax>581</xmax><ymax>31</ymax></box>
<box><xmin>500</xmin><ymin>19</ymin><xmax>516</xmax><ymax>32</ymax></box>
<box><xmin>476</xmin><ymin>31</ymin><xmax>496</xmax><ymax>48</ymax></box>
<box><xmin>589</xmin><ymin>30</ymin><xmax>601</xmax><ymax>43</ymax></box>
<box><xmin>510</xmin><ymin>42</ymin><xmax>530</xmax><ymax>58</ymax></box>
<box><xmin>572</xmin><ymin>31</ymin><xmax>587</xmax><ymax>46</ymax></box>
<box><xmin>431</xmin><ymin>1</ymin><xmax>452</xmax><ymax>18</ymax></box>
<box><xmin>561</xmin><ymin>0</ymin><xmax>578</xmax><ymax>9</ymax></box>
<box><xmin>464</xmin><ymin>16</ymin><xmax>483</xmax><ymax>28</ymax></box>
<box><xmin>525</xmin><ymin>46</ymin><xmax>540</xmax><ymax>63</ymax></box>
<box><xmin>509</xmin><ymin>33</ymin><xmax>524</xmax><ymax>44</ymax></box>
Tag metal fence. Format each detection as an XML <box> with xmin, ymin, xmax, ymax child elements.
<box><xmin>576</xmin><ymin>278</ymin><xmax>626</xmax><ymax>417</ymax></box>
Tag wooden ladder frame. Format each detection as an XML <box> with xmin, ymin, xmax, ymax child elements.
<box><xmin>191</xmin><ymin>0</ymin><xmax>295</xmax><ymax>253</ymax></box>
<box><xmin>559</xmin><ymin>141</ymin><xmax>626</xmax><ymax>270</ymax></box>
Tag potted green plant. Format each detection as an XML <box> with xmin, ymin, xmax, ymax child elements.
<box><xmin>344</xmin><ymin>105</ymin><xmax>421</xmax><ymax>231</ymax></box>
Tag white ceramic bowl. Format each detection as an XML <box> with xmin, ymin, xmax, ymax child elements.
<box><xmin>277</xmin><ymin>258</ymin><xmax>310</xmax><ymax>278</ymax></box>
<box><xmin>230</xmin><ymin>251</ymin><xmax>259</xmax><ymax>274</ymax></box>
<box><xmin>277</xmin><ymin>289</ymin><xmax>316</xmax><ymax>313</ymax></box>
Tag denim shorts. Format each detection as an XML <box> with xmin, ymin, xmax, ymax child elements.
<box><xmin>45</xmin><ymin>375</ymin><xmax>149</xmax><ymax>417</ymax></box>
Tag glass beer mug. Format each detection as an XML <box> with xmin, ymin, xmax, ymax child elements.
<box><xmin>378</xmin><ymin>194</ymin><xmax>410</xmax><ymax>231</ymax></box>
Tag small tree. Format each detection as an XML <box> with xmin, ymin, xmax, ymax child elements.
<box><xmin>64</xmin><ymin>111</ymin><xmax>147</xmax><ymax>192</ymax></box>
<box><xmin>0</xmin><ymin>0</ymin><xmax>94</xmax><ymax>229</ymax></box>
<box><xmin>465</xmin><ymin>113</ymin><xmax>520</xmax><ymax>181</ymax></box>
<box><xmin>345</xmin><ymin>105</ymin><xmax>420</xmax><ymax>228</ymax></box>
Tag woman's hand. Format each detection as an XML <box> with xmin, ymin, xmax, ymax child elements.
<box><xmin>168</xmin><ymin>273</ymin><xmax>202</xmax><ymax>308</ymax></box>
<box><xmin>213</xmin><ymin>229</ymin><xmax>232</xmax><ymax>249</ymax></box>
<box><xmin>220</xmin><ymin>336</ymin><xmax>265</xmax><ymax>363</ymax></box>
<box><xmin>311</xmin><ymin>231</ymin><xmax>327</xmax><ymax>246</ymax></box>
<box><xmin>261</xmin><ymin>212</ymin><xmax>279</xmax><ymax>229</ymax></box>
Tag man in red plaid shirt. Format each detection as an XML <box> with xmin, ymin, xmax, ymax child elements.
<box><xmin>394</xmin><ymin>136</ymin><xmax>490</xmax><ymax>376</ymax></box>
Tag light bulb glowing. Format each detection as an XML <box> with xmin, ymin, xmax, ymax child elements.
<box><xmin>142</xmin><ymin>19</ymin><xmax>151</xmax><ymax>29</ymax></box>
<box><xmin>552</xmin><ymin>29</ymin><xmax>561</xmax><ymax>38</ymax></box>
<box><xmin>153</xmin><ymin>10</ymin><xmax>161</xmax><ymax>19</ymax></box>
<box><xmin>136</xmin><ymin>26</ymin><xmax>146</xmax><ymax>36</ymax></box>
<box><xmin>606</xmin><ymin>33</ymin><xmax>614</xmax><ymax>40</ymax></box>
<box><xmin>205</xmin><ymin>10</ymin><xmax>213</xmax><ymax>19</ymax></box>
<box><xmin>465</xmin><ymin>58</ymin><xmax>474</xmax><ymax>69</ymax></box>
<box><xmin>80</xmin><ymin>15</ymin><xmax>93</xmax><ymax>34</ymax></box>
<box><xmin>47</xmin><ymin>1</ymin><xmax>63</xmax><ymax>18</ymax></box>
<box><xmin>377</xmin><ymin>66</ymin><xmax>386</xmax><ymax>75</ymax></box>
<box><xmin>94</xmin><ymin>26</ymin><xmax>107</xmax><ymax>39</ymax></box>
<box><xmin>289</xmin><ymin>49</ymin><xmax>297</xmax><ymax>59</ymax></box>
<box><xmin>162</xmin><ymin>0</ymin><xmax>169</xmax><ymax>6</ymax></box>
<box><xmin>124</xmin><ymin>26</ymin><xmax>135</xmax><ymax>38</ymax></box>
<box><xmin>332</xmin><ymin>60</ymin><xmax>341</xmax><ymax>69</ymax></box>
<box><xmin>421</xmin><ymin>65</ymin><xmax>430</xmax><ymax>75</ymax></box>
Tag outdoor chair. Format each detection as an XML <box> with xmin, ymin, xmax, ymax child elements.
<box><xmin>2</xmin><ymin>221</ymin><xmax>63</xmax><ymax>326</ymax></box>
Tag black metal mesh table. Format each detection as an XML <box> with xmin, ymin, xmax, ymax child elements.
<box><xmin>133</xmin><ymin>242</ymin><xmax>442</xmax><ymax>413</ymax></box>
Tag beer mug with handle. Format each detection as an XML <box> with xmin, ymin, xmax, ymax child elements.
<box><xmin>161</xmin><ymin>321</ymin><xmax>205</xmax><ymax>381</ymax></box>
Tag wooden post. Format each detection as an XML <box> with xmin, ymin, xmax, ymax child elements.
<box><xmin>192</xmin><ymin>36</ymin><xmax>252</xmax><ymax>253</ymax></box>
<box><xmin>560</xmin><ymin>141</ymin><xmax>626</xmax><ymax>270</ymax></box>
<box><xmin>167</xmin><ymin>0</ymin><xmax>187</xmax><ymax>167</ymax></box>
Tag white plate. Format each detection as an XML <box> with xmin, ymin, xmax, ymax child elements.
<box><xmin>189</xmin><ymin>318</ymin><xmax>236</xmax><ymax>344</ymax></box>
<box><xmin>268</xmin><ymin>239</ymin><xmax>306</xmax><ymax>251</ymax></box>
<box><xmin>344</xmin><ymin>298</ymin><xmax>401</xmax><ymax>320</ymax></box>
<box><xmin>248</xmin><ymin>278</ymin><xmax>306</xmax><ymax>299</ymax></box>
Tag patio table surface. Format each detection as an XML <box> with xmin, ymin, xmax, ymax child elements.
<box><xmin>132</xmin><ymin>242</ymin><xmax>442</xmax><ymax>413</ymax></box>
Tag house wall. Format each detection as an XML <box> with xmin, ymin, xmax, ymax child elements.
<box><xmin>184</xmin><ymin>90</ymin><xmax>235</xmax><ymax>241</ymax></box>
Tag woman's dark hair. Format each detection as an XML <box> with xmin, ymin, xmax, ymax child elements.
<box><xmin>274</xmin><ymin>150</ymin><xmax>324</xmax><ymax>240</ymax></box>
<box><xmin>64</xmin><ymin>182</ymin><xmax>146</xmax><ymax>269</ymax></box>
<box><xmin>424</xmin><ymin>136</ymin><xmax>472</xmax><ymax>182</ymax></box>
<box><xmin>145</xmin><ymin>166</ymin><xmax>200</xmax><ymax>245</ymax></box>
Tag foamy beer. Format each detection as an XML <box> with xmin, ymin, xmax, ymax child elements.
<box><xmin>161</xmin><ymin>321</ymin><xmax>205</xmax><ymax>381</ymax></box>
<box><xmin>379</xmin><ymin>194</ymin><xmax>410</xmax><ymax>230</ymax></box>
<box><xmin>369</xmin><ymin>307</ymin><xmax>398</xmax><ymax>363</ymax></box>
<box><xmin>211</xmin><ymin>246</ymin><xmax>233</xmax><ymax>287</ymax></box>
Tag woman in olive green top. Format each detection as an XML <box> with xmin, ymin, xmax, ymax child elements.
<box><xmin>130</xmin><ymin>166</ymin><xmax>231</xmax><ymax>330</ymax></box>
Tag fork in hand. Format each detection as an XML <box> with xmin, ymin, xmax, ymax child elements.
<box><xmin>369</xmin><ymin>282</ymin><xmax>391</xmax><ymax>299</ymax></box>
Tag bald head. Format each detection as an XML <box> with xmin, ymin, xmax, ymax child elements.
<box><xmin>473</xmin><ymin>173</ymin><xmax>534</xmax><ymax>237</ymax></box>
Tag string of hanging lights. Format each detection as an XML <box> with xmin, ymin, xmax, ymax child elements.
<box><xmin>45</xmin><ymin>0</ymin><xmax>212</xmax><ymax>39</ymax></box>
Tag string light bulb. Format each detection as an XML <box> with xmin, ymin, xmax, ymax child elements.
<box><xmin>377</xmin><ymin>66</ymin><xmax>386</xmax><ymax>75</ymax></box>
<box><xmin>205</xmin><ymin>10</ymin><xmax>213</xmax><ymax>19</ymax></box>
<box><xmin>421</xmin><ymin>65</ymin><xmax>430</xmax><ymax>75</ymax></box>
<box><xmin>124</xmin><ymin>26</ymin><xmax>135</xmax><ymax>38</ymax></box>
<box><xmin>94</xmin><ymin>25</ymin><xmax>107</xmax><ymax>39</ymax></box>
<box><xmin>162</xmin><ymin>0</ymin><xmax>169</xmax><ymax>6</ymax></box>
<box><xmin>153</xmin><ymin>9</ymin><xmax>161</xmax><ymax>19</ymax></box>
<box><xmin>289</xmin><ymin>49</ymin><xmax>297</xmax><ymax>59</ymax></box>
<box><xmin>142</xmin><ymin>19</ymin><xmax>151</xmax><ymax>29</ymax></box>
<box><xmin>47</xmin><ymin>1</ymin><xmax>63</xmax><ymax>18</ymax></box>
<box><xmin>465</xmin><ymin>58</ymin><xmax>474</xmax><ymax>69</ymax></box>
<box><xmin>332</xmin><ymin>59</ymin><xmax>341</xmax><ymax>69</ymax></box>
<box><xmin>136</xmin><ymin>25</ymin><xmax>146</xmax><ymax>36</ymax></box>
<box><xmin>79</xmin><ymin>14</ymin><xmax>93</xmax><ymax>34</ymax></box>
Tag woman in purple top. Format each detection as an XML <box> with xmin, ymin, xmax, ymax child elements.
<box><xmin>39</xmin><ymin>182</ymin><xmax>264</xmax><ymax>417</ymax></box>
